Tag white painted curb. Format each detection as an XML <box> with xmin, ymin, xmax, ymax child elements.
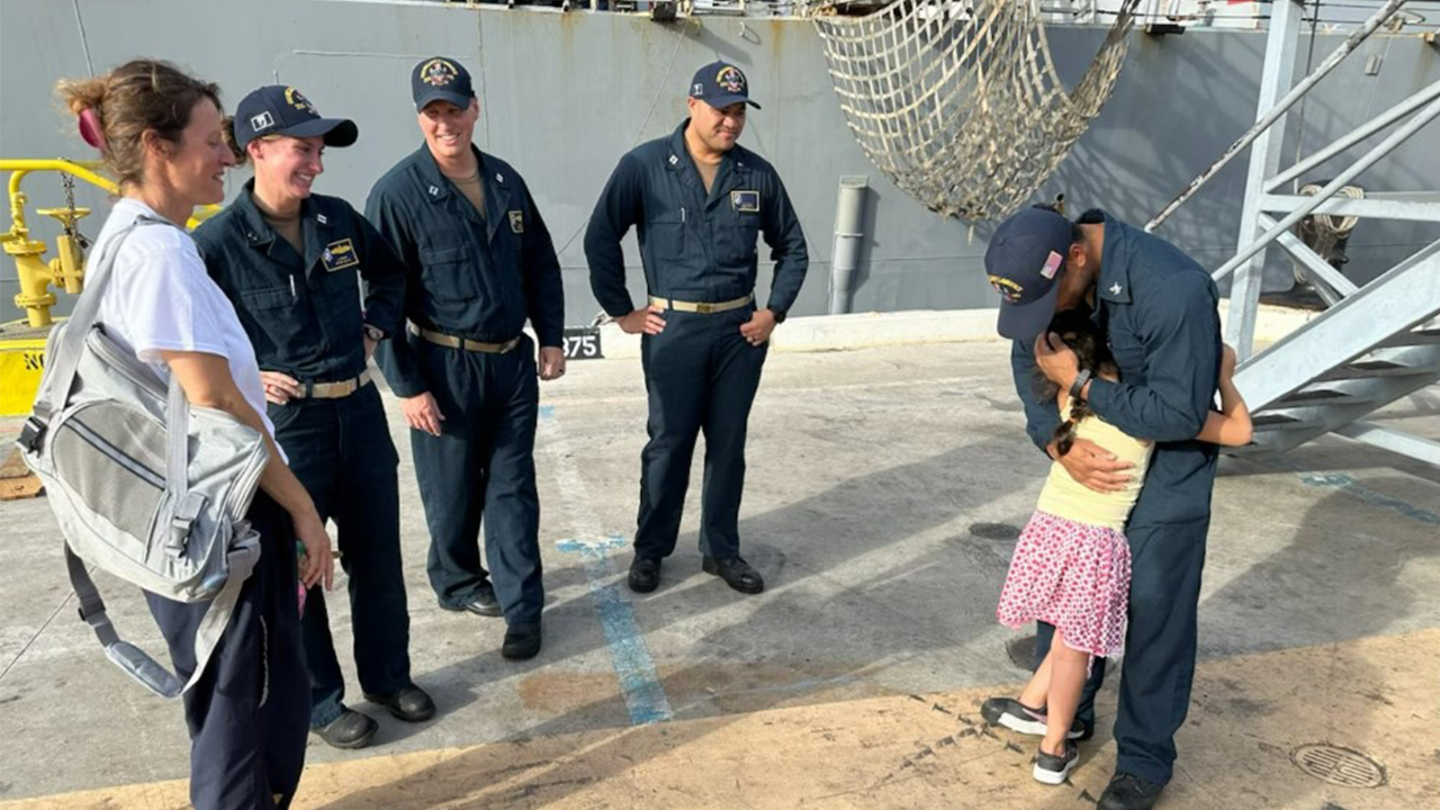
<box><xmin>578</xmin><ymin>300</ymin><xmax>1321</xmax><ymax>360</ymax></box>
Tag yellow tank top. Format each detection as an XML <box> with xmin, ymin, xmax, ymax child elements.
<box><xmin>1035</xmin><ymin>402</ymin><xmax>1153</xmax><ymax>530</ymax></box>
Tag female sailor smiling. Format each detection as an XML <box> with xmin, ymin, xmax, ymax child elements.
<box><xmin>192</xmin><ymin>85</ymin><xmax>432</xmax><ymax>752</ymax></box>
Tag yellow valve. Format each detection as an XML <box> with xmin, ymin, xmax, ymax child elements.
<box><xmin>51</xmin><ymin>234</ymin><xmax>85</xmax><ymax>295</ymax></box>
<box><xmin>37</xmin><ymin>207</ymin><xmax>91</xmax><ymax>295</ymax></box>
<box><xmin>36</xmin><ymin>206</ymin><xmax>92</xmax><ymax>227</ymax></box>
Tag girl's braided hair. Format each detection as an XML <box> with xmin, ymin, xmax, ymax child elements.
<box><xmin>1032</xmin><ymin>308</ymin><xmax>1117</xmax><ymax>457</ymax></box>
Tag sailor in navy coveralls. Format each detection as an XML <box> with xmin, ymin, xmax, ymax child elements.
<box><xmin>195</xmin><ymin>85</ymin><xmax>435</xmax><ymax>750</ymax></box>
<box><xmin>984</xmin><ymin>206</ymin><xmax>1222</xmax><ymax>810</ymax></box>
<box><xmin>585</xmin><ymin>62</ymin><xmax>808</xmax><ymax>596</ymax></box>
<box><xmin>368</xmin><ymin>58</ymin><xmax>566</xmax><ymax>662</ymax></box>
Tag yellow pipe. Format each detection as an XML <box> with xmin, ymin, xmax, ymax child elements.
<box><xmin>3</xmin><ymin>158</ymin><xmax>222</xmax><ymax>326</ymax></box>
<box><xmin>3</xmin><ymin>159</ymin><xmax>114</xmax><ymax>199</ymax></box>
<box><xmin>2</xmin><ymin>158</ymin><xmax>221</xmax><ymax>229</ymax></box>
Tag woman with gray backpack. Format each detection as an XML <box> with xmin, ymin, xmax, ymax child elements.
<box><xmin>43</xmin><ymin>60</ymin><xmax>335</xmax><ymax>809</ymax></box>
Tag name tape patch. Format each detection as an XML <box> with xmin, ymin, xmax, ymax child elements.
<box><xmin>322</xmin><ymin>238</ymin><xmax>359</xmax><ymax>272</ymax></box>
<box><xmin>730</xmin><ymin>190</ymin><xmax>760</xmax><ymax>213</ymax></box>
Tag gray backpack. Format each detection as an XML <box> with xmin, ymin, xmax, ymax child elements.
<box><xmin>18</xmin><ymin>215</ymin><xmax>270</xmax><ymax>698</ymax></box>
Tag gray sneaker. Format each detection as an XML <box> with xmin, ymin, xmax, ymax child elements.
<box><xmin>980</xmin><ymin>696</ymin><xmax>1086</xmax><ymax>739</ymax></box>
<box><xmin>1033</xmin><ymin>739</ymin><xmax>1079</xmax><ymax>785</ymax></box>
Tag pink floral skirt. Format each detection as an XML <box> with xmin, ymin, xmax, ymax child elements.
<box><xmin>996</xmin><ymin>510</ymin><xmax>1131</xmax><ymax>659</ymax></box>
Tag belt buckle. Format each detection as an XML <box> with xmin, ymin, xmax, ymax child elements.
<box><xmin>695</xmin><ymin>302</ymin><xmax>716</xmax><ymax>314</ymax></box>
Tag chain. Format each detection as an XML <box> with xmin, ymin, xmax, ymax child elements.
<box><xmin>61</xmin><ymin>172</ymin><xmax>91</xmax><ymax>251</ymax></box>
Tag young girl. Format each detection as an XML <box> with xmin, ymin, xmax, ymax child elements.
<box><xmin>985</xmin><ymin>309</ymin><xmax>1252</xmax><ymax>785</ymax></box>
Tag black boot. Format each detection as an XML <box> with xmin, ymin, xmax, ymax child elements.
<box><xmin>702</xmin><ymin>555</ymin><xmax>765</xmax><ymax>594</ymax></box>
<box><xmin>1098</xmin><ymin>773</ymin><xmax>1164</xmax><ymax>810</ymax></box>
<box><xmin>364</xmin><ymin>684</ymin><xmax>437</xmax><ymax>722</ymax></box>
<box><xmin>628</xmin><ymin>557</ymin><xmax>662</xmax><ymax>593</ymax></box>
<box><xmin>502</xmin><ymin>622</ymin><xmax>542</xmax><ymax>660</ymax></box>
<box><xmin>312</xmin><ymin>708</ymin><xmax>378</xmax><ymax>750</ymax></box>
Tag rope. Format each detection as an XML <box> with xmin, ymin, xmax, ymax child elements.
<box><xmin>809</xmin><ymin>0</ymin><xmax>1139</xmax><ymax>221</ymax></box>
<box><xmin>1292</xmin><ymin>182</ymin><xmax>1364</xmax><ymax>286</ymax></box>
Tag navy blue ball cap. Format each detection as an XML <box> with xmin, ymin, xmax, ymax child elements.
<box><xmin>413</xmin><ymin>56</ymin><xmax>476</xmax><ymax>111</ymax></box>
<box><xmin>983</xmin><ymin>206</ymin><xmax>1075</xmax><ymax>341</ymax></box>
<box><xmin>689</xmin><ymin>61</ymin><xmax>760</xmax><ymax>110</ymax></box>
<box><xmin>233</xmin><ymin>85</ymin><xmax>357</xmax><ymax>151</ymax></box>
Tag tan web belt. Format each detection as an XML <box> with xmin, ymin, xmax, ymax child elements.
<box><xmin>298</xmin><ymin>369</ymin><xmax>372</xmax><ymax>399</ymax></box>
<box><xmin>647</xmin><ymin>292</ymin><xmax>754</xmax><ymax>314</ymax></box>
<box><xmin>410</xmin><ymin>324</ymin><xmax>521</xmax><ymax>354</ymax></box>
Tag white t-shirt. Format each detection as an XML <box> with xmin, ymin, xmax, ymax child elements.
<box><xmin>92</xmin><ymin>198</ymin><xmax>279</xmax><ymax>448</ymax></box>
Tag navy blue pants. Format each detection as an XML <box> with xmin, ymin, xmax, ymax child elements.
<box><xmin>635</xmin><ymin>306</ymin><xmax>768</xmax><ymax>561</ymax></box>
<box><xmin>410</xmin><ymin>334</ymin><xmax>543</xmax><ymax>626</ymax></box>
<box><xmin>145</xmin><ymin>493</ymin><xmax>309</xmax><ymax>810</ymax></box>
<box><xmin>269</xmin><ymin>382</ymin><xmax>411</xmax><ymax>728</ymax></box>
<box><xmin>1034</xmin><ymin>518</ymin><xmax>1209</xmax><ymax>785</ymax></box>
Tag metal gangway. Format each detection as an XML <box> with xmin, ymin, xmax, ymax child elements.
<box><xmin>1149</xmin><ymin>0</ymin><xmax>1440</xmax><ymax>467</ymax></box>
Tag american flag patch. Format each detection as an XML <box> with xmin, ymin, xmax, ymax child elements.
<box><xmin>1040</xmin><ymin>250</ymin><xmax>1063</xmax><ymax>279</ymax></box>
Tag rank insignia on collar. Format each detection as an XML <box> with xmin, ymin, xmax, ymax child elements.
<box><xmin>730</xmin><ymin>190</ymin><xmax>760</xmax><ymax>213</ymax></box>
<box><xmin>508</xmin><ymin>210</ymin><xmax>524</xmax><ymax>234</ymax></box>
<box><xmin>322</xmin><ymin>238</ymin><xmax>359</xmax><ymax>272</ymax></box>
<box><xmin>1110</xmin><ymin>282</ymin><xmax>1123</xmax><ymax>296</ymax></box>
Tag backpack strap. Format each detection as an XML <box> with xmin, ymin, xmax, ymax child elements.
<box><xmin>27</xmin><ymin>216</ymin><xmax>166</xmax><ymax>434</ymax></box>
<box><xmin>67</xmin><ymin>534</ymin><xmax>261</xmax><ymax>698</ymax></box>
<box><xmin>164</xmin><ymin>377</ymin><xmax>206</xmax><ymax>552</ymax></box>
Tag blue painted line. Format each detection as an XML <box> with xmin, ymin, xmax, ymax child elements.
<box><xmin>558</xmin><ymin>534</ymin><xmax>673</xmax><ymax>724</ymax></box>
<box><xmin>1302</xmin><ymin>474</ymin><xmax>1440</xmax><ymax>525</ymax></box>
<box><xmin>556</xmin><ymin>535</ymin><xmax>629</xmax><ymax>553</ymax></box>
<box><xmin>538</xmin><ymin>404</ymin><xmax>556</xmax><ymax>422</ymax></box>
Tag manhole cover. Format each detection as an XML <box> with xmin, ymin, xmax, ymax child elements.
<box><xmin>1291</xmin><ymin>744</ymin><xmax>1386</xmax><ymax>788</ymax></box>
<box><xmin>970</xmin><ymin>522</ymin><xmax>1021</xmax><ymax>541</ymax></box>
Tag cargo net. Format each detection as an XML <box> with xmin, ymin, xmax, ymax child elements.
<box><xmin>812</xmin><ymin>0</ymin><xmax>1139</xmax><ymax>221</ymax></box>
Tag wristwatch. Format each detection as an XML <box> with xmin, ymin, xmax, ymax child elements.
<box><xmin>771</xmin><ymin>308</ymin><xmax>787</xmax><ymax>324</ymax></box>
<box><xmin>1069</xmin><ymin>368</ymin><xmax>1093</xmax><ymax>400</ymax></box>
<box><xmin>363</xmin><ymin>323</ymin><xmax>385</xmax><ymax>341</ymax></box>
